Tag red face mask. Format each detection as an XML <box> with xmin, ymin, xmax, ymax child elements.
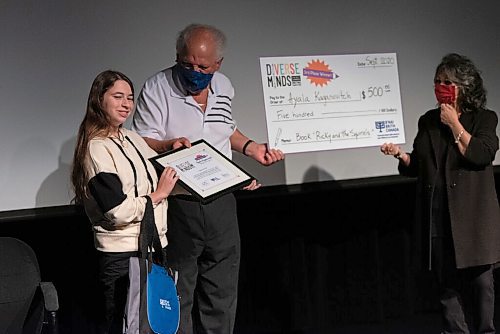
<box><xmin>434</xmin><ymin>84</ymin><xmax>456</xmax><ymax>104</ymax></box>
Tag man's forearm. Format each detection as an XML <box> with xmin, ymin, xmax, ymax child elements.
<box><xmin>143</xmin><ymin>137</ymin><xmax>171</xmax><ymax>153</ymax></box>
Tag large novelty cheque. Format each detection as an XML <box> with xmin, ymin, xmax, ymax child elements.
<box><xmin>260</xmin><ymin>53</ymin><xmax>405</xmax><ymax>154</ymax></box>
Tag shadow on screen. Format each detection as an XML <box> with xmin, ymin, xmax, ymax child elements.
<box><xmin>302</xmin><ymin>165</ymin><xmax>335</xmax><ymax>184</ymax></box>
<box><xmin>36</xmin><ymin>136</ymin><xmax>76</xmax><ymax>208</ymax></box>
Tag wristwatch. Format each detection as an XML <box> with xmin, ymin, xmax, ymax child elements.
<box><xmin>394</xmin><ymin>151</ymin><xmax>406</xmax><ymax>160</ymax></box>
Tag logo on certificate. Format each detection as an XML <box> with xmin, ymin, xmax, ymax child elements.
<box><xmin>194</xmin><ymin>153</ymin><xmax>211</xmax><ymax>164</ymax></box>
<box><xmin>303</xmin><ymin>59</ymin><xmax>338</xmax><ymax>87</ymax></box>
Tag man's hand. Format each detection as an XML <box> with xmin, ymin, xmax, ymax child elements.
<box><xmin>172</xmin><ymin>137</ymin><xmax>191</xmax><ymax>150</ymax></box>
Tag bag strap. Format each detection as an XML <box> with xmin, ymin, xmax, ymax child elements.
<box><xmin>110</xmin><ymin>138</ymin><xmax>139</xmax><ymax>197</ymax></box>
<box><xmin>139</xmin><ymin>196</ymin><xmax>165</xmax><ymax>270</ymax></box>
<box><xmin>126</xmin><ymin>136</ymin><xmax>155</xmax><ymax>192</ymax></box>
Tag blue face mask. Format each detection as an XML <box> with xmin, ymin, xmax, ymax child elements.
<box><xmin>175</xmin><ymin>64</ymin><xmax>214</xmax><ymax>94</ymax></box>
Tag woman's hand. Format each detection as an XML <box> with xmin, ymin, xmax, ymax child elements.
<box><xmin>380</xmin><ymin>142</ymin><xmax>410</xmax><ymax>166</ymax></box>
<box><xmin>440</xmin><ymin>103</ymin><xmax>460</xmax><ymax>127</ymax></box>
<box><xmin>380</xmin><ymin>142</ymin><xmax>402</xmax><ymax>156</ymax></box>
<box><xmin>150</xmin><ymin>167</ymin><xmax>179</xmax><ymax>204</ymax></box>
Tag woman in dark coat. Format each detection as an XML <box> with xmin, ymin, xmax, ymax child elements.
<box><xmin>381</xmin><ymin>53</ymin><xmax>500</xmax><ymax>334</ymax></box>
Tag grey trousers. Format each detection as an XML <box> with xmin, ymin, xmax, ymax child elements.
<box><xmin>166</xmin><ymin>194</ymin><xmax>240</xmax><ymax>334</ymax></box>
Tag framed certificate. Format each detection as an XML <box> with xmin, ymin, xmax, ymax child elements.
<box><xmin>149</xmin><ymin>139</ymin><xmax>255</xmax><ymax>204</ymax></box>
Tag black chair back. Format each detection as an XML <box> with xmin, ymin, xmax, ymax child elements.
<box><xmin>0</xmin><ymin>237</ymin><xmax>58</xmax><ymax>334</ymax></box>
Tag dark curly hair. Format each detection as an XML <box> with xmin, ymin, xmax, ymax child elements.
<box><xmin>434</xmin><ymin>53</ymin><xmax>487</xmax><ymax>113</ymax></box>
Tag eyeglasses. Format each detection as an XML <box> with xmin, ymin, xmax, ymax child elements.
<box><xmin>434</xmin><ymin>79</ymin><xmax>455</xmax><ymax>86</ymax></box>
<box><xmin>178</xmin><ymin>61</ymin><xmax>211</xmax><ymax>72</ymax></box>
<box><xmin>176</xmin><ymin>58</ymin><xmax>223</xmax><ymax>73</ymax></box>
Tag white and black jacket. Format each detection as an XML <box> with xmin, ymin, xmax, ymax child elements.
<box><xmin>83</xmin><ymin>128</ymin><xmax>168</xmax><ymax>253</ymax></box>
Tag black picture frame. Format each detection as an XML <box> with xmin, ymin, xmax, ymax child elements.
<box><xmin>149</xmin><ymin>139</ymin><xmax>255</xmax><ymax>204</ymax></box>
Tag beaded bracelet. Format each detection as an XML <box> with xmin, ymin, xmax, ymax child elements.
<box><xmin>455</xmin><ymin>129</ymin><xmax>464</xmax><ymax>144</ymax></box>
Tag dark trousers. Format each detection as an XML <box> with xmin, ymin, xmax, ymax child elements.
<box><xmin>166</xmin><ymin>194</ymin><xmax>240</xmax><ymax>334</ymax></box>
<box><xmin>97</xmin><ymin>251</ymin><xmax>136</xmax><ymax>334</ymax></box>
<box><xmin>432</xmin><ymin>237</ymin><xmax>495</xmax><ymax>334</ymax></box>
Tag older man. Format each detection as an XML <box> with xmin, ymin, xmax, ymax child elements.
<box><xmin>131</xmin><ymin>23</ymin><xmax>284</xmax><ymax>334</ymax></box>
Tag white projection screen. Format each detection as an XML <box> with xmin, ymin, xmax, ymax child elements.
<box><xmin>1</xmin><ymin>0</ymin><xmax>499</xmax><ymax>211</ymax></box>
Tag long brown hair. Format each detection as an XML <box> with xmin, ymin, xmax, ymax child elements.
<box><xmin>71</xmin><ymin>70</ymin><xmax>134</xmax><ymax>203</ymax></box>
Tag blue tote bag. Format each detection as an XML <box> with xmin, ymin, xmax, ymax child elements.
<box><xmin>147</xmin><ymin>262</ymin><xmax>179</xmax><ymax>334</ymax></box>
<box><xmin>125</xmin><ymin>197</ymin><xmax>180</xmax><ymax>334</ymax></box>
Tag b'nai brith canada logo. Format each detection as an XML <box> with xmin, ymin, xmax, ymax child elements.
<box><xmin>303</xmin><ymin>59</ymin><xmax>339</xmax><ymax>87</ymax></box>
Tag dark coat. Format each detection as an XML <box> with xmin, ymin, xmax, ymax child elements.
<box><xmin>399</xmin><ymin>107</ymin><xmax>500</xmax><ymax>269</ymax></box>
